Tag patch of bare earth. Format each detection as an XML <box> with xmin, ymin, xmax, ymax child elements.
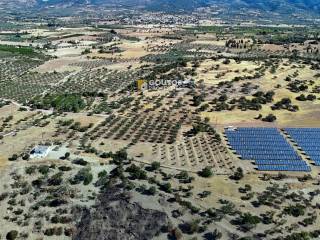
<box><xmin>73</xmin><ymin>184</ymin><xmax>169</xmax><ymax>240</ymax></box>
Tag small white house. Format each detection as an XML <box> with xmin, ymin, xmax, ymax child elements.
<box><xmin>30</xmin><ymin>145</ymin><xmax>51</xmax><ymax>159</ymax></box>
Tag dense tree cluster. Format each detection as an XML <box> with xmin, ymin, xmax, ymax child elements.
<box><xmin>30</xmin><ymin>94</ymin><xmax>86</xmax><ymax>113</ymax></box>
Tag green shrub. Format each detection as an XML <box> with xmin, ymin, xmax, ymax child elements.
<box><xmin>284</xmin><ymin>204</ymin><xmax>306</xmax><ymax>217</ymax></box>
<box><xmin>198</xmin><ymin>167</ymin><xmax>213</xmax><ymax>178</ymax></box>
<box><xmin>6</xmin><ymin>230</ymin><xmax>18</xmax><ymax>240</ymax></box>
<box><xmin>71</xmin><ymin>168</ymin><xmax>93</xmax><ymax>185</ymax></box>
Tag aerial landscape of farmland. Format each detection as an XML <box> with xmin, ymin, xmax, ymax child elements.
<box><xmin>0</xmin><ymin>0</ymin><xmax>319</xmax><ymax>239</ymax></box>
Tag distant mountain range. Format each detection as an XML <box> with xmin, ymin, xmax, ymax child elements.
<box><xmin>2</xmin><ymin>0</ymin><xmax>320</xmax><ymax>16</ymax></box>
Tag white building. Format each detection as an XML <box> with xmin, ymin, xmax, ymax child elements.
<box><xmin>30</xmin><ymin>145</ymin><xmax>51</xmax><ymax>159</ymax></box>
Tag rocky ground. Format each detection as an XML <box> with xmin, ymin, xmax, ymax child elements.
<box><xmin>73</xmin><ymin>184</ymin><xmax>169</xmax><ymax>240</ymax></box>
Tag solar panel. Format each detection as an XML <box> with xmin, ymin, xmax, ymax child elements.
<box><xmin>226</xmin><ymin>128</ymin><xmax>310</xmax><ymax>172</ymax></box>
<box><xmin>255</xmin><ymin>160</ymin><xmax>308</xmax><ymax>166</ymax></box>
<box><xmin>285</xmin><ymin>128</ymin><xmax>320</xmax><ymax>167</ymax></box>
<box><xmin>257</xmin><ymin>165</ymin><xmax>311</xmax><ymax>172</ymax></box>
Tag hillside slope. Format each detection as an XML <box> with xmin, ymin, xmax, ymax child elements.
<box><xmin>1</xmin><ymin>0</ymin><xmax>319</xmax><ymax>15</ymax></box>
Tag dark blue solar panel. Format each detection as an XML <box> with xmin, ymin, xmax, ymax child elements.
<box><xmin>255</xmin><ymin>160</ymin><xmax>307</xmax><ymax>166</ymax></box>
<box><xmin>226</xmin><ymin>128</ymin><xmax>309</xmax><ymax>172</ymax></box>
<box><xmin>257</xmin><ymin>165</ymin><xmax>311</xmax><ymax>172</ymax></box>
<box><xmin>285</xmin><ymin>128</ymin><xmax>320</xmax><ymax>166</ymax></box>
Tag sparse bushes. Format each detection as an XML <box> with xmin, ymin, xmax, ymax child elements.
<box><xmin>21</xmin><ymin>153</ymin><xmax>30</xmax><ymax>161</ymax></box>
<box><xmin>261</xmin><ymin>211</ymin><xmax>275</xmax><ymax>224</ymax></box>
<box><xmin>175</xmin><ymin>171</ymin><xmax>194</xmax><ymax>184</ymax></box>
<box><xmin>48</xmin><ymin>172</ymin><xmax>63</xmax><ymax>186</ymax></box>
<box><xmin>170</xmin><ymin>228</ymin><xmax>183</xmax><ymax>240</ymax></box>
<box><xmin>149</xmin><ymin>161</ymin><xmax>161</xmax><ymax>171</ymax></box>
<box><xmin>223</xmin><ymin>59</ymin><xmax>231</xmax><ymax>64</ymax></box>
<box><xmin>230</xmin><ymin>167</ymin><xmax>244</xmax><ymax>180</ymax></box>
<box><xmin>51</xmin><ymin>215</ymin><xmax>72</xmax><ymax>224</ymax></box>
<box><xmin>203</xmin><ymin>229</ymin><xmax>222</xmax><ymax>240</ymax></box>
<box><xmin>44</xmin><ymin>227</ymin><xmax>63</xmax><ymax>236</ymax></box>
<box><xmin>25</xmin><ymin>166</ymin><xmax>37</xmax><ymax>175</ymax></box>
<box><xmin>233</xmin><ymin>212</ymin><xmax>261</xmax><ymax>230</ymax></box>
<box><xmin>49</xmin><ymin>198</ymin><xmax>68</xmax><ymax>208</ymax></box>
<box><xmin>199</xmin><ymin>191</ymin><xmax>211</xmax><ymax>198</ymax></box>
<box><xmin>81</xmin><ymin>48</ymin><xmax>91</xmax><ymax>55</ymax></box>
<box><xmin>0</xmin><ymin>192</ymin><xmax>8</xmax><ymax>201</ymax></box>
<box><xmin>95</xmin><ymin>170</ymin><xmax>109</xmax><ymax>187</ymax></box>
<box><xmin>284</xmin><ymin>232</ymin><xmax>310</xmax><ymax>240</ymax></box>
<box><xmin>302</xmin><ymin>215</ymin><xmax>317</xmax><ymax>226</ymax></box>
<box><xmin>179</xmin><ymin>219</ymin><xmax>202</xmax><ymax>234</ymax></box>
<box><xmin>70</xmin><ymin>168</ymin><xmax>93</xmax><ymax>185</ymax></box>
<box><xmin>126</xmin><ymin>164</ymin><xmax>147</xmax><ymax>180</ymax></box>
<box><xmin>284</xmin><ymin>204</ymin><xmax>306</xmax><ymax>217</ymax></box>
<box><xmin>38</xmin><ymin>165</ymin><xmax>50</xmax><ymax>175</ymax></box>
<box><xmin>8</xmin><ymin>154</ymin><xmax>18</xmax><ymax>161</ymax></box>
<box><xmin>64</xmin><ymin>228</ymin><xmax>75</xmax><ymax>237</ymax></box>
<box><xmin>188</xmin><ymin>121</ymin><xmax>220</xmax><ymax>141</ymax></box>
<box><xmin>262</xmin><ymin>114</ymin><xmax>277</xmax><ymax>122</ymax></box>
<box><xmin>72</xmin><ymin>158</ymin><xmax>88</xmax><ymax>166</ymax></box>
<box><xmin>6</xmin><ymin>230</ymin><xmax>18</xmax><ymax>240</ymax></box>
<box><xmin>110</xmin><ymin>149</ymin><xmax>128</xmax><ymax>164</ymax></box>
<box><xmin>198</xmin><ymin>167</ymin><xmax>213</xmax><ymax>178</ymax></box>
<box><xmin>138</xmin><ymin>185</ymin><xmax>157</xmax><ymax>195</ymax></box>
<box><xmin>160</xmin><ymin>182</ymin><xmax>172</xmax><ymax>193</ymax></box>
<box><xmin>271</xmin><ymin>98</ymin><xmax>299</xmax><ymax>112</ymax></box>
<box><xmin>296</xmin><ymin>94</ymin><xmax>317</xmax><ymax>101</ymax></box>
<box><xmin>287</xmin><ymin>80</ymin><xmax>309</xmax><ymax>93</ymax></box>
<box><xmin>58</xmin><ymin>166</ymin><xmax>72</xmax><ymax>171</ymax></box>
<box><xmin>63</xmin><ymin>152</ymin><xmax>71</xmax><ymax>159</ymax></box>
<box><xmin>147</xmin><ymin>186</ymin><xmax>157</xmax><ymax>195</ymax></box>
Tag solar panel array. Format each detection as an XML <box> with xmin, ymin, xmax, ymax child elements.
<box><xmin>285</xmin><ymin>128</ymin><xmax>320</xmax><ymax>166</ymax></box>
<box><xmin>226</xmin><ymin>128</ymin><xmax>310</xmax><ymax>172</ymax></box>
